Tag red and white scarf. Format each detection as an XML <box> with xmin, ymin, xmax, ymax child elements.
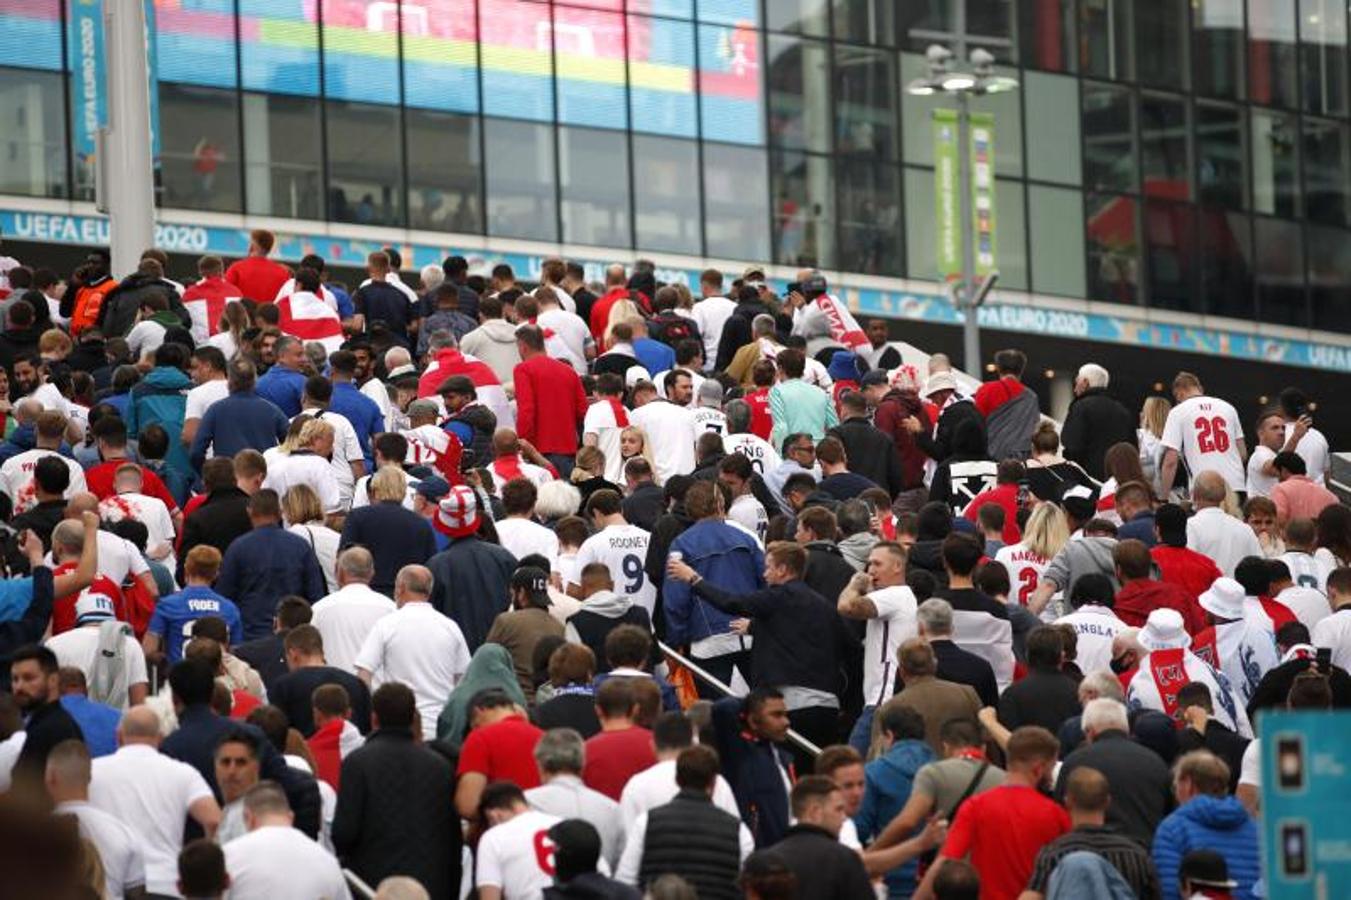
<box><xmin>814</xmin><ymin>293</ymin><xmax>869</xmax><ymax>350</ymax></box>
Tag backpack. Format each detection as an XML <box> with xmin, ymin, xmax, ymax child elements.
<box><xmin>650</xmin><ymin>313</ymin><xmax>700</xmax><ymax>349</ymax></box>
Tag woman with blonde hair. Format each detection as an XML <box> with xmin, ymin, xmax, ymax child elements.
<box><xmin>616</xmin><ymin>425</ymin><xmax>656</xmax><ymax>483</ymax></box>
<box><xmin>208</xmin><ymin>299</ymin><xmax>251</xmax><ymax>360</ymax></box>
<box><xmin>1138</xmin><ymin>395</ymin><xmax>1172</xmax><ymax>495</ymax></box>
<box><xmin>994</xmin><ymin>502</ymin><xmax>1071</xmax><ymax>621</ymax></box>
<box><xmin>570</xmin><ymin>445</ymin><xmax>622</xmax><ymax>505</ymax></box>
<box><xmin>283</xmin><ymin>482</ymin><xmax>341</xmax><ymax>592</ymax></box>
<box><xmin>263</xmin><ymin>418</ymin><xmax>341</xmax><ymax>517</ymax></box>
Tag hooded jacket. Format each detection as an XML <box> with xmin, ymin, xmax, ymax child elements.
<box><xmin>828</xmin><ymin>417</ymin><xmax>906</xmax><ymax>499</ymax></box>
<box><xmin>1115</xmin><ymin>578</ymin><xmax>1207</xmax><ymax>635</ymax></box>
<box><xmin>427</xmin><ymin>536</ymin><xmax>516</xmax><ymax>653</ymax></box>
<box><xmin>854</xmin><ymin>738</ymin><xmax>936</xmax><ymax>898</ymax></box>
<box><xmin>873</xmin><ymin>388</ymin><xmax>931</xmax><ymax>491</ymax></box>
<box><xmin>126</xmin><ymin>365</ymin><xmax>192</xmax><ymax>475</ymax></box>
<box><xmin>443</xmin><ymin>402</ymin><xmax>496</xmax><ymax>468</ymax></box>
<box><xmin>565</xmin><ymin>590</ymin><xmax>654</xmax><ymax>670</ymax></box>
<box><xmin>663</xmin><ymin>520</ymin><xmax>765</xmax><ymax>648</ymax></box>
<box><xmin>1151</xmin><ymin>795</ymin><xmax>1259</xmax><ymax>900</ymax></box>
<box><xmin>838</xmin><ymin>532</ymin><xmax>877</xmax><ymax>572</ymax></box>
<box><xmin>98</xmin><ymin>273</ymin><xmax>189</xmax><ymax>338</ymax></box>
<box><xmin>460</xmin><ymin>319</ymin><xmax>523</xmax><ymax>385</ymax></box>
<box><xmin>714</xmin><ymin>298</ymin><xmax>773</xmax><ymax>372</ymax></box>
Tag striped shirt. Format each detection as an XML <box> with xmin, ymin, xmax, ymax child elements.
<box><xmin>1026</xmin><ymin>825</ymin><xmax>1161</xmax><ymax>899</ymax></box>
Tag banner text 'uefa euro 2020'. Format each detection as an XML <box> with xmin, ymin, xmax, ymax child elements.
<box><xmin>7</xmin><ymin>214</ymin><xmax>209</xmax><ymax>255</ymax></box>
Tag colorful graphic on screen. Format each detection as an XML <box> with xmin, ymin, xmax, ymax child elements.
<box><xmin>154</xmin><ymin>0</ymin><xmax>237</xmax><ymax>88</ymax></box>
<box><xmin>0</xmin><ymin>0</ymin><xmax>64</xmax><ymax>71</ymax></box>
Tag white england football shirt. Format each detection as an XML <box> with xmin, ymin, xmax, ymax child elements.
<box><xmin>0</xmin><ymin>448</ymin><xmax>86</xmax><ymax>512</ymax></box>
<box><xmin>583</xmin><ymin>400</ymin><xmax>627</xmax><ymax>484</ymax></box>
<box><xmin>728</xmin><ymin>494</ymin><xmax>769</xmax><ymax>543</ymax></box>
<box><xmin>575</xmin><ymin>524</ymin><xmax>655</xmax><ymax>615</ymax></box>
<box><xmin>995</xmin><ymin>543</ymin><xmax>1051</xmax><ymax>609</ymax></box>
<box><xmin>629</xmin><ymin>401</ymin><xmax>698</xmax><ymax>484</ymax></box>
<box><xmin>723</xmin><ymin>432</ymin><xmax>782</xmax><ymax>476</ymax></box>
<box><xmin>1161</xmin><ymin>395</ymin><xmax>1245</xmax><ymax>492</ymax></box>
<box><xmin>476</xmin><ymin>809</ymin><xmax>563</xmax><ymax>900</ymax></box>
<box><xmin>862</xmin><ymin>585</ymin><xmax>918</xmax><ymax>706</ymax></box>
<box><xmin>1280</xmin><ymin>550</ymin><xmax>1333</xmax><ymax>594</ymax></box>
<box><xmin>692</xmin><ymin>407</ymin><xmax>728</xmax><ymax>435</ymax></box>
<box><xmin>1053</xmin><ymin>605</ymin><xmax>1126</xmax><ymax>674</ymax></box>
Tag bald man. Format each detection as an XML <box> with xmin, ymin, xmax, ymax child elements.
<box><xmin>60</xmin><ymin>493</ymin><xmax>159</xmax><ymax>598</ymax></box>
<box><xmin>90</xmin><ymin>707</ymin><xmax>221</xmax><ymax>897</ymax></box>
<box><xmin>1186</xmin><ymin>471</ymin><xmax>1262</xmax><ymax>576</ymax></box>
<box><xmin>47</xmin><ymin>739</ymin><xmax>148</xmax><ymax>900</ymax></box>
<box><xmin>311</xmin><ymin>547</ymin><xmax>396</xmax><ymax>675</ymax></box>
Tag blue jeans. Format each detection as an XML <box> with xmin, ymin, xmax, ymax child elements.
<box><xmin>545</xmin><ymin>453</ymin><xmax>575</xmax><ymax>479</ymax></box>
<box><xmin>848</xmin><ymin>705</ymin><xmax>876</xmax><ymax>756</ymax></box>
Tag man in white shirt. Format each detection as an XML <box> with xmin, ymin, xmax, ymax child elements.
<box><xmin>495</xmin><ymin>479</ymin><xmax>560</xmax><ymax>567</ymax></box>
<box><xmin>1053</xmin><ymin>573</ymin><xmax>1127</xmax><ymax>674</ymax></box>
<box><xmin>0</xmin><ymin>409</ymin><xmax>86</xmax><ymax>513</ymax></box>
<box><xmin>99</xmin><ymin>464</ymin><xmax>178</xmax><ymax>574</ymax></box>
<box><xmin>1246</xmin><ymin>409</ymin><xmax>1287</xmax><ymax>499</ymax></box>
<box><xmin>1312</xmin><ymin>568</ymin><xmax>1351</xmax><ymax>671</ymax></box>
<box><xmin>223</xmin><ymin>781</ymin><xmax>350</xmax><ymax>900</ymax></box>
<box><xmin>299</xmin><ymin>377</ymin><xmax>366</xmax><ymax>510</ymax></box>
<box><xmin>574</xmin><ymin>490</ymin><xmax>656</xmax><ymax>617</ymax></box>
<box><xmin>476</xmin><ymin>781</ymin><xmax>563</xmax><ymax>900</ymax></box>
<box><xmin>46</xmin><ymin>593</ymin><xmax>149</xmax><ymax>708</ymax></box>
<box><xmin>619</xmin><ymin>713</ymin><xmax>738</xmax><ymax>831</ymax></box>
<box><xmin>1160</xmin><ymin>371</ymin><xmax>1246</xmax><ymax>497</ymax></box>
<box><xmin>182</xmin><ymin>346</ymin><xmax>230</xmax><ymax>452</ymax></box>
<box><xmin>354</xmin><ymin>564</ymin><xmax>471</xmax><ymax>738</ymax></box>
<box><xmin>691</xmin><ymin>273</ymin><xmax>737</xmax><ymax>372</ymax></box>
<box><xmin>311</xmin><ymin>547</ymin><xmax>395</xmax><ymax>674</ymax></box>
<box><xmin>1275</xmin><ymin>388</ymin><xmax>1330</xmax><ymax>486</ymax></box>
<box><xmin>718</xmin><ymin>454</ymin><xmax>769</xmax><ymax>543</ymax></box>
<box><xmin>689</xmin><ymin>380</ymin><xmax>728</xmax><ymax>435</ymax></box>
<box><xmin>1268</xmin><ymin>560</ymin><xmax>1331</xmax><ymax>629</ymax></box>
<box><xmin>47</xmin><ymin>739</ymin><xmax>147</xmax><ymax>900</ymax></box>
<box><xmin>89</xmin><ymin>706</ymin><xmax>222</xmax><ymax>898</ymax></box>
<box><xmin>628</xmin><ymin>381</ymin><xmax>697</xmax><ymax>485</ymax></box>
<box><xmin>488</xmin><ymin>428</ymin><xmax>555</xmax><ymax>493</ymax></box>
<box><xmin>1187</xmin><ymin>472</ymin><xmax>1262</xmax><ymax>576</ymax></box>
<box><xmin>722</xmin><ymin>399</ymin><xmax>781</xmax><ymax>477</ymax></box>
<box><xmin>525</xmin><ymin>729</ymin><xmax>625</xmax><ymax>871</ymax></box>
<box><xmin>653</xmin><ymin>342</ymin><xmax>708</xmax><ymax>404</ymax></box>
<box><xmin>615</xmin><ymin>744</ymin><xmax>754</xmax><ymax>888</ymax></box>
<box><xmin>58</xmin><ymin>494</ymin><xmax>159</xmax><ymax>600</ymax></box>
<box><xmin>1280</xmin><ymin>518</ymin><xmax>1334</xmax><ymax>593</ymax></box>
<box><xmin>582</xmin><ymin>373</ymin><xmax>631</xmax><ymax>485</ymax></box>
<box><xmin>534</xmin><ymin>288</ymin><xmax>594</xmax><ymax>375</ymax></box>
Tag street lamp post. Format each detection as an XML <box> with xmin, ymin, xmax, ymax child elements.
<box><xmin>907</xmin><ymin>45</ymin><xmax>1018</xmax><ymax>375</ymax></box>
<box><xmin>97</xmin><ymin>0</ymin><xmax>156</xmax><ymax>277</ymax></box>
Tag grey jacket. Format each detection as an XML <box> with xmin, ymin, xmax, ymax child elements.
<box><xmin>1044</xmin><ymin>536</ymin><xmax>1120</xmax><ymax>599</ymax></box>
<box><xmin>838</xmin><ymin>532</ymin><xmax>877</xmax><ymax>572</ymax></box>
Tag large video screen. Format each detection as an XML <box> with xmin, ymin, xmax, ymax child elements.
<box><xmin>0</xmin><ymin>0</ymin><xmax>63</xmax><ymax>71</ymax></box>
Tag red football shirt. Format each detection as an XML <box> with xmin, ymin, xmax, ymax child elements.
<box><xmin>51</xmin><ymin>566</ymin><xmax>127</xmax><ymax>636</ymax></box>
<box><xmin>1151</xmin><ymin>545</ymin><xmax>1221</xmax><ymax>604</ymax></box>
<box><xmin>582</xmin><ymin>726</ymin><xmax>656</xmax><ymax>801</ymax></box>
<box><xmin>85</xmin><ymin>462</ymin><xmax>179</xmax><ymax>513</ymax></box>
<box><xmin>940</xmin><ymin>784</ymin><xmax>1070</xmax><ymax>900</ymax></box>
<box><xmin>225</xmin><ymin>255</ymin><xmax>291</xmax><ymax>303</ymax></box>
<box><xmin>744</xmin><ymin>388</ymin><xmax>773</xmax><ymax>441</ymax></box>
<box><xmin>457</xmin><ymin>714</ymin><xmax>544</xmax><ymax>789</ymax></box>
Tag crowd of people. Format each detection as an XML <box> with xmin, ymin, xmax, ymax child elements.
<box><xmin>0</xmin><ymin>231</ymin><xmax>1344</xmax><ymax>900</ymax></box>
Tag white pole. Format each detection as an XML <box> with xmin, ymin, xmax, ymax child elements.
<box><xmin>101</xmin><ymin>0</ymin><xmax>156</xmax><ymax>277</ymax></box>
<box><xmin>957</xmin><ymin>90</ymin><xmax>981</xmax><ymax>374</ymax></box>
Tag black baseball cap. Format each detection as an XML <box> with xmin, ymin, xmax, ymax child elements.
<box><xmin>510</xmin><ymin>565</ymin><xmax>549</xmax><ymax>600</ymax></box>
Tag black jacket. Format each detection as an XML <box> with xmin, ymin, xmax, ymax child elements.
<box><xmin>711</xmin><ymin>698</ymin><xmax>793</xmax><ymax>847</ymax></box>
<box><xmin>640</xmin><ymin>789</ymin><xmax>743</xmax><ymax>899</ymax></box>
<box><xmin>770</xmin><ymin>824</ymin><xmax>875</xmax><ymax>900</ymax></box>
<box><xmin>1177</xmin><ymin>719</ymin><xmax>1250</xmax><ymax>792</ymax></box>
<box><xmin>906</xmin><ymin>540</ymin><xmax>950</xmax><ymax>589</ymax></box>
<box><xmin>11</xmin><ymin>698</ymin><xmax>83</xmax><ymax>795</ymax></box>
<box><xmin>930</xmin><ymin>639</ymin><xmax>999</xmax><ymax>708</ymax></box>
<box><xmin>828</xmin><ymin>416</ymin><xmax>906</xmax><ymax>499</ymax></box>
<box><xmin>271</xmin><ymin>665</ymin><xmax>372</xmax><ymax>736</ymax></box>
<box><xmin>803</xmin><ymin>542</ymin><xmax>855</xmax><ymax>607</ymax></box>
<box><xmin>427</xmin><ymin>536</ymin><xmax>516</xmax><ymax>651</ymax></box>
<box><xmin>644</xmin><ymin>506</ymin><xmax>692</xmax><ymax>640</ymax></box>
<box><xmin>914</xmin><ymin>398</ymin><xmax>984</xmax><ymax>464</ymax></box>
<box><xmin>545</xmin><ymin>873</ymin><xmax>642</xmax><ymax>900</ymax></box>
<box><xmin>176</xmin><ymin>487</ymin><xmax>251</xmax><ymax>582</ymax></box>
<box><xmin>622</xmin><ymin>482</ymin><xmax>666</xmax><ymax>532</ymax></box>
<box><xmin>340</xmin><ymin>502</ymin><xmax>439</xmax><ymax>595</ymax></box>
<box><xmin>97</xmin><ymin>273</ymin><xmax>189</xmax><ymax>338</ymax></box>
<box><xmin>1248</xmin><ymin>655</ymin><xmax>1351</xmax><ymax>718</ymax></box>
<box><xmin>1060</xmin><ymin>388</ymin><xmax>1136</xmax><ymax>481</ymax></box>
<box><xmin>1055</xmin><ymin>729</ymin><xmax>1174</xmax><ymax>846</ymax></box>
<box><xmin>232</xmin><ymin>632</ymin><xmax>288</xmax><ymax>691</ymax></box>
<box><xmin>444</xmin><ymin>402</ymin><xmax>495</xmax><ymax>469</ymax></box>
<box><xmin>997</xmin><ymin>666</ymin><xmax>1081</xmax><ymax>733</ymax></box>
<box><xmin>714</xmin><ymin>298</ymin><xmax>773</xmax><ymax>372</ymax></box>
<box><xmin>0</xmin><ymin>324</ymin><xmax>42</xmax><ymax>373</ymax></box>
<box><xmin>333</xmin><ymin>728</ymin><xmax>460</xmax><ymax>900</ymax></box>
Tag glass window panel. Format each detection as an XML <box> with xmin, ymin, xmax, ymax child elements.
<box><xmin>322</xmin><ymin>0</ymin><xmax>400</xmax><ymax>104</ymax></box>
<box><xmin>1251</xmin><ymin>108</ymin><xmax>1300</xmax><ymax>217</ymax></box>
<box><xmin>1193</xmin><ymin>0</ymin><xmax>1246</xmax><ymax>98</ymax></box>
<box><xmin>485</xmin><ymin>118</ymin><xmax>558</xmax><ymax>241</ymax></box>
<box><xmin>768</xmin><ymin>36</ymin><xmax>831</xmax><ymax>153</ymax></box>
<box><xmin>157</xmin><ymin>84</ymin><xmax>241</xmax><ymax>213</ymax></box>
<box><xmin>1140</xmin><ymin>93</ymin><xmax>1189</xmax><ymax>200</ymax></box>
<box><xmin>239</xmin><ymin>0</ymin><xmax>320</xmax><ymax>96</ymax></box>
<box><xmin>1081</xmin><ymin>0</ymin><xmax>1133</xmax><ymax>80</ymax></box>
<box><xmin>1082</xmin><ymin>82</ymin><xmax>1136</xmax><ymax>193</ymax></box>
<box><xmin>0</xmin><ymin>68</ymin><xmax>67</xmax><ymax>199</ymax></box>
<box><xmin>704</xmin><ymin>143</ymin><xmax>770</xmax><ymax>260</ymax></box>
<box><xmin>559</xmin><ymin>0</ymin><xmax>625</xmax><ymax>9</ymax></box>
<box><xmin>402</xmin><ymin>0</ymin><xmax>479</xmax><ymax>113</ymax></box>
<box><xmin>1024</xmin><ymin>71</ymin><xmax>1080</xmax><ymax>184</ymax></box>
<box><xmin>1303</xmin><ymin>117</ymin><xmax>1350</xmax><ymax>226</ymax></box>
<box><xmin>1144</xmin><ymin>200</ymin><xmax>1197</xmax><ymax>310</ymax></box>
<box><xmin>1300</xmin><ymin>0</ymin><xmax>1348</xmax><ymax>115</ymax></box>
<box><xmin>837</xmin><ymin>161</ymin><xmax>902</xmax><ymax>276</ymax></box>
<box><xmin>901</xmin><ymin>54</ymin><xmax>1022</xmax><ymax>176</ymax></box>
<box><xmin>242</xmin><ymin>92</ymin><xmax>323</xmax><ymax>220</ymax></box>
<box><xmin>904</xmin><ymin>167</ymin><xmax>939</xmax><ymax>281</ymax></box>
<box><xmin>481</xmin><ymin>0</ymin><xmax>555</xmax><ymax>121</ymax></box>
<box><xmin>833</xmin><ymin>45</ymin><xmax>896</xmax><ymax>159</ymax></box>
<box><xmin>1196</xmin><ymin>103</ymin><xmax>1246</xmax><ymax>209</ymax></box>
<box><xmin>771</xmin><ymin>151</ymin><xmax>835</xmax><ymax>268</ymax></box>
<box><xmin>631</xmin><ymin>0</ymin><xmax>694</xmax><ymax>17</ymax></box>
<box><xmin>1255</xmin><ymin>217</ymin><xmax>1307</xmax><ymax>324</ymax></box>
<box><xmin>1085</xmin><ymin>192</ymin><xmax>1141</xmax><ymax>305</ymax></box>
<box><xmin>406</xmin><ymin>108</ymin><xmax>481</xmax><ymax>233</ymax></box>
<box><xmin>326</xmin><ymin>102</ymin><xmax>404</xmax><ymax>227</ymax></box>
<box><xmin>1137</xmin><ymin>0</ymin><xmax>1189</xmax><ymax>88</ymax></box>
<box><xmin>1248</xmin><ymin>0</ymin><xmax>1299</xmax><ymax>107</ymax></box>
<box><xmin>1201</xmin><ymin>209</ymin><xmax>1255</xmax><ymax>319</ymax></box>
<box><xmin>698</xmin><ymin>0</ymin><xmax>761</xmax><ymax>27</ymax></box>
<box><xmin>768</xmin><ymin>0</ymin><xmax>829</xmax><ymax>36</ymax></box>
<box><xmin>698</xmin><ymin>22</ymin><xmax>764</xmax><ymax>144</ymax></box>
<box><xmin>555</xmin><ymin>5</ymin><xmax>628</xmax><ymax>128</ymax></box>
<box><xmin>832</xmin><ymin>0</ymin><xmax>897</xmax><ymax>45</ymax></box>
<box><xmin>153</xmin><ymin>0</ymin><xmax>237</xmax><ymax>89</ymax></box>
<box><xmin>1016</xmin><ymin>0</ymin><xmax>1074</xmax><ymax>72</ymax></box>
<box><xmin>559</xmin><ymin>126</ymin><xmax>632</xmax><ymax>247</ymax></box>
<box><xmin>0</xmin><ymin>1</ymin><xmax>62</xmax><ymax>71</ymax></box>
<box><xmin>994</xmin><ymin>178</ymin><xmax>1028</xmax><ymax>290</ymax></box>
<box><xmin>1028</xmin><ymin>185</ymin><xmax>1086</xmax><ymax>297</ymax></box>
<box><xmin>1309</xmin><ymin>224</ymin><xmax>1351</xmax><ymax>331</ymax></box>
<box><xmin>629</xmin><ymin>15</ymin><xmax>698</xmax><ymax>138</ymax></box>
<box><xmin>633</xmin><ymin>135</ymin><xmax>702</xmax><ymax>255</ymax></box>
<box><xmin>968</xmin><ymin>0</ymin><xmax>1016</xmax><ymax>60</ymax></box>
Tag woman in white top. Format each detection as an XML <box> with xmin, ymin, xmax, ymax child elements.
<box><xmin>1138</xmin><ymin>396</ymin><xmax>1171</xmax><ymax>498</ymax></box>
<box><xmin>282</xmin><ymin>483</ymin><xmax>341</xmax><ymax>593</ymax></box>
<box><xmin>206</xmin><ymin>300</ymin><xmax>250</xmax><ymax>361</ymax></box>
<box><xmin>995</xmin><ymin>503</ymin><xmax>1070</xmax><ymax>621</ymax></box>
<box><xmin>263</xmin><ymin>418</ymin><xmax>341</xmax><ymax>516</ymax></box>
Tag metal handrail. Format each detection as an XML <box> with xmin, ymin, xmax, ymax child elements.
<box><xmin>658</xmin><ymin>640</ymin><xmax>823</xmax><ymax>759</ymax></box>
<box><xmin>344</xmin><ymin>869</ymin><xmax>376</xmax><ymax>899</ymax></box>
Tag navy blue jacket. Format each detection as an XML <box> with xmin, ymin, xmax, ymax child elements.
<box><xmin>339</xmin><ymin>502</ymin><xmax>439</xmax><ymax>595</ymax></box>
<box><xmin>190</xmin><ymin>390</ymin><xmax>290</xmax><ymax>468</ymax></box>
<box><xmin>255</xmin><ymin>364</ymin><xmax>307</xmax><ymax>418</ymax></box>
<box><xmin>711</xmin><ymin>696</ymin><xmax>794</xmax><ymax>847</ymax></box>
<box><xmin>1117</xmin><ymin>510</ymin><xmax>1158</xmax><ymax>548</ymax></box>
<box><xmin>427</xmin><ymin>536</ymin><xmax>516</xmax><ymax>651</ymax></box>
<box><xmin>330</xmin><ymin>382</ymin><xmax>383</xmax><ymax>464</ymax></box>
<box><xmin>218</xmin><ymin>524</ymin><xmax>327</xmax><ymax>639</ymax></box>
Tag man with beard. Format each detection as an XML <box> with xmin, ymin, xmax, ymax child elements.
<box><xmin>10</xmin><ymin>644</ymin><xmax>84</xmax><ymax>797</ymax></box>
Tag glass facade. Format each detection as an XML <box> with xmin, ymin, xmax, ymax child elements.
<box><xmin>0</xmin><ymin>1</ymin><xmax>1349</xmax><ymax>332</ymax></box>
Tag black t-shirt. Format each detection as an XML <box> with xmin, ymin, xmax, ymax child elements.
<box><xmin>533</xmin><ymin>692</ymin><xmax>601</xmax><ymax>738</ymax></box>
<box><xmin>820</xmin><ymin>471</ymin><xmax>879</xmax><ymax>502</ymax></box>
<box><xmin>269</xmin><ymin>666</ymin><xmax>372</xmax><ymax>736</ymax></box>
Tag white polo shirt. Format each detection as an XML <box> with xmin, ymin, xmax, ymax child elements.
<box><xmin>45</xmin><ymin>624</ymin><xmax>149</xmax><ymax>705</ymax></box>
<box><xmin>353</xmin><ymin>601</ymin><xmax>471</xmax><ymax>737</ymax></box>
<box><xmin>862</xmin><ymin>585</ymin><xmax>918</xmax><ymax>707</ymax></box>
<box><xmin>311</xmin><ymin>584</ymin><xmax>396</xmax><ymax>674</ymax></box>
<box><xmin>629</xmin><ymin>400</ymin><xmax>698</xmax><ymax>484</ymax></box>
<box><xmin>618</xmin><ymin>758</ymin><xmax>739</xmax><ymax>831</ymax></box>
<box><xmin>56</xmin><ymin>800</ymin><xmax>147</xmax><ymax>900</ymax></box>
<box><xmin>476</xmin><ymin>809</ymin><xmax>562</xmax><ymax>900</ymax></box>
<box><xmin>496</xmin><ymin>517</ymin><xmax>560</xmax><ymax>566</ymax></box>
<box><xmin>224</xmin><ymin>824</ymin><xmax>350</xmax><ymax>900</ymax></box>
<box><xmin>185</xmin><ymin>378</ymin><xmax>230</xmax><ymax>423</ymax></box>
<box><xmin>1312</xmin><ymin>607</ymin><xmax>1351</xmax><ymax>671</ymax></box>
<box><xmin>1186</xmin><ymin>506</ymin><xmax>1262</xmax><ymax>576</ymax></box>
<box><xmin>575</xmin><ymin>523</ymin><xmax>655</xmax><ymax>616</ymax></box>
<box><xmin>89</xmin><ymin>744</ymin><xmax>214</xmax><ymax>897</ymax></box>
<box><xmin>1275</xmin><ymin>585</ymin><xmax>1332</xmax><ymax>629</ymax></box>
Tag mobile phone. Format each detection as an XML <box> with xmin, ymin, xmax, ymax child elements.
<box><xmin>1280</xmin><ymin>821</ymin><xmax>1310</xmax><ymax>879</ymax></box>
<box><xmin>1277</xmin><ymin>735</ymin><xmax>1305</xmax><ymax>791</ymax></box>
